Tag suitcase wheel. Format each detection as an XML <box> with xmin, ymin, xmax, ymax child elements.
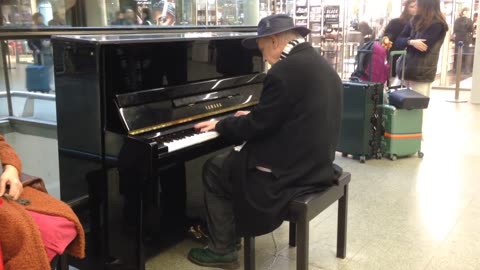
<box><xmin>359</xmin><ymin>156</ymin><xmax>366</xmax><ymax>163</ymax></box>
<box><xmin>418</xmin><ymin>151</ymin><xmax>424</xmax><ymax>158</ymax></box>
<box><xmin>389</xmin><ymin>154</ymin><xmax>397</xmax><ymax>161</ymax></box>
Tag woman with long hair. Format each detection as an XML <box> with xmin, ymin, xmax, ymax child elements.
<box><xmin>382</xmin><ymin>0</ymin><xmax>417</xmax><ymax>77</ymax></box>
<box><xmin>394</xmin><ymin>0</ymin><xmax>448</xmax><ymax>96</ymax></box>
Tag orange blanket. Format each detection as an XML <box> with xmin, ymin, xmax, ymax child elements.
<box><xmin>0</xmin><ymin>200</ymin><xmax>3</xmax><ymax>270</ymax></box>
<box><xmin>0</xmin><ymin>187</ymin><xmax>85</xmax><ymax>270</ymax></box>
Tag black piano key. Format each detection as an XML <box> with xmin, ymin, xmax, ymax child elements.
<box><xmin>156</xmin><ymin>128</ymin><xmax>202</xmax><ymax>144</ymax></box>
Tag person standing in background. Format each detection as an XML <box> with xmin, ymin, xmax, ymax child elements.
<box><xmin>358</xmin><ymin>21</ymin><xmax>374</xmax><ymax>43</ymax></box>
<box><xmin>473</xmin><ymin>13</ymin><xmax>478</xmax><ymax>44</ymax></box>
<box><xmin>124</xmin><ymin>8</ymin><xmax>137</xmax><ymax>25</ymax></box>
<box><xmin>453</xmin><ymin>7</ymin><xmax>474</xmax><ymax>74</ymax></box>
<box><xmin>27</xmin><ymin>13</ymin><xmax>50</xmax><ymax>65</ymax></box>
<box><xmin>394</xmin><ymin>0</ymin><xmax>448</xmax><ymax>97</ymax></box>
<box><xmin>382</xmin><ymin>0</ymin><xmax>417</xmax><ymax>78</ymax></box>
<box><xmin>48</xmin><ymin>11</ymin><xmax>65</xmax><ymax>26</ymax></box>
<box><xmin>111</xmin><ymin>10</ymin><xmax>126</xmax><ymax>25</ymax></box>
<box><xmin>141</xmin><ymin>8</ymin><xmax>154</xmax><ymax>25</ymax></box>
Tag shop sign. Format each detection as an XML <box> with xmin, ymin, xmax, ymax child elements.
<box><xmin>324</xmin><ymin>5</ymin><xmax>339</xmax><ymax>24</ymax></box>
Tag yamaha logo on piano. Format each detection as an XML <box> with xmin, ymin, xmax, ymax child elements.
<box><xmin>206</xmin><ymin>103</ymin><xmax>223</xmax><ymax>110</ymax></box>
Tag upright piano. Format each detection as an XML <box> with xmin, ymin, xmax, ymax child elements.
<box><xmin>52</xmin><ymin>32</ymin><xmax>265</xmax><ymax>270</ymax></box>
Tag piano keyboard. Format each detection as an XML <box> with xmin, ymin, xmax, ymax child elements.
<box><xmin>157</xmin><ymin>128</ymin><xmax>220</xmax><ymax>153</ymax></box>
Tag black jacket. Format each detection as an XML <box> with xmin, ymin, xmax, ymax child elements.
<box><xmin>454</xmin><ymin>17</ymin><xmax>474</xmax><ymax>46</ymax></box>
<box><xmin>396</xmin><ymin>17</ymin><xmax>448</xmax><ymax>82</ymax></box>
<box><xmin>385</xmin><ymin>18</ymin><xmax>408</xmax><ymax>76</ymax></box>
<box><xmin>216</xmin><ymin>42</ymin><xmax>343</xmax><ymax>236</ymax></box>
<box><xmin>385</xmin><ymin>18</ymin><xmax>408</xmax><ymax>46</ymax></box>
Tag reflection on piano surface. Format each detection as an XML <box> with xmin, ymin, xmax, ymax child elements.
<box><xmin>53</xmin><ymin>32</ymin><xmax>264</xmax><ymax>270</ymax></box>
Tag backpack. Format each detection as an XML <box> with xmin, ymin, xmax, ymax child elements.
<box><xmin>351</xmin><ymin>41</ymin><xmax>389</xmax><ymax>84</ymax></box>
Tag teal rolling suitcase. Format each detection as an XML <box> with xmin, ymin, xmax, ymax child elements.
<box><xmin>381</xmin><ymin>104</ymin><xmax>424</xmax><ymax>160</ymax></box>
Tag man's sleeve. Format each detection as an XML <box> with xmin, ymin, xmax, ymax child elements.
<box><xmin>0</xmin><ymin>135</ymin><xmax>22</xmax><ymax>174</ymax></box>
<box><xmin>216</xmin><ymin>73</ymin><xmax>290</xmax><ymax>143</ymax></box>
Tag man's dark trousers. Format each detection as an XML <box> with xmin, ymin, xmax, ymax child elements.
<box><xmin>202</xmin><ymin>151</ymin><xmax>237</xmax><ymax>254</ymax></box>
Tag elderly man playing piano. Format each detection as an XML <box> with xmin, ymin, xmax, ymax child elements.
<box><xmin>189</xmin><ymin>14</ymin><xmax>343</xmax><ymax>269</ymax></box>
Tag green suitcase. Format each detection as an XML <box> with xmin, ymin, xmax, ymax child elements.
<box><xmin>381</xmin><ymin>105</ymin><xmax>424</xmax><ymax>160</ymax></box>
<box><xmin>337</xmin><ymin>81</ymin><xmax>384</xmax><ymax>163</ymax></box>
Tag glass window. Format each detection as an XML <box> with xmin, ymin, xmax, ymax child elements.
<box><xmin>1</xmin><ymin>0</ymin><xmax>258</xmax><ymax>27</ymax></box>
<box><xmin>0</xmin><ymin>38</ymin><xmax>56</xmax><ymax>122</ymax></box>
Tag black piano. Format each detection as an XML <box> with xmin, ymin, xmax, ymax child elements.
<box><xmin>52</xmin><ymin>32</ymin><xmax>265</xmax><ymax>270</ymax></box>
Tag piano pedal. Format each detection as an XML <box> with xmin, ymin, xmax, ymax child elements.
<box><xmin>188</xmin><ymin>224</ymin><xmax>209</xmax><ymax>244</ymax></box>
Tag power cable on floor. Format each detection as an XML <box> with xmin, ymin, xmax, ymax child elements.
<box><xmin>267</xmin><ymin>232</ymin><xmax>280</xmax><ymax>270</ymax></box>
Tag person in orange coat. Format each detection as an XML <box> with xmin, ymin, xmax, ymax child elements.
<box><xmin>0</xmin><ymin>134</ymin><xmax>21</xmax><ymax>270</ymax></box>
<box><xmin>0</xmin><ymin>134</ymin><xmax>85</xmax><ymax>270</ymax></box>
<box><xmin>0</xmin><ymin>135</ymin><xmax>23</xmax><ymax>200</ymax></box>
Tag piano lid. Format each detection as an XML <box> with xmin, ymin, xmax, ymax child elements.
<box><xmin>116</xmin><ymin>74</ymin><xmax>265</xmax><ymax>136</ymax></box>
<box><xmin>52</xmin><ymin>32</ymin><xmax>258</xmax><ymax>45</ymax></box>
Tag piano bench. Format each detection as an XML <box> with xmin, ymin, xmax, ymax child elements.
<box><xmin>243</xmin><ymin>172</ymin><xmax>351</xmax><ymax>270</ymax></box>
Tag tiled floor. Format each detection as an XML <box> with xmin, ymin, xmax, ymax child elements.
<box><xmin>146</xmin><ymin>90</ymin><xmax>480</xmax><ymax>270</ymax></box>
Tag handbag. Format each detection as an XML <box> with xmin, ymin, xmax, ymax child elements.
<box><xmin>20</xmin><ymin>173</ymin><xmax>48</xmax><ymax>194</ymax></box>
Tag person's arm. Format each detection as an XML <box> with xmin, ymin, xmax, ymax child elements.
<box><xmin>27</xmin><ymin>40</ymin><xmax>40</xmax><ymax>52</ymax></box>
<box><xmin>467</xmin><ymin>18</ymin><xmax>474</xmax><ymax>33</ymax></box>
<box><xmin>383</xmin><ymin>19</ymin><xmax>397</xmax><ymax>40</ymax></box>
<box><xmin>382</xmin><ymin>19</ymin><xmax>404</xmax><ymax>49</ymax></box>
<box><xmin>215</xmin><ymin>73</ymin><xmax>289</xmax><ymax>142</ymax></box>
<box><xmin>392</xmin><ymin>22</ymin><xmax>412</xmax><ymax>50</ymax></box>
<box><xmin>215</xmin><ymin>73</ymin><xmax>290</xmax><ymax>143</ymax></box>
<box><xmin>0</xmin><ymin>135</ymin><xmax>23</xmax><ymax>200</ymax></box>
<box><xmin>410</xmin><ymin>23</ymin><xmax>446</xmax><ymax>52</ymax></box>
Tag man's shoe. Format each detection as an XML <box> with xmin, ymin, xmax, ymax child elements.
<box><xmin>188</xmin><ymin>247</ymin><xmax>239</xmax><ymax>269</ymax></box>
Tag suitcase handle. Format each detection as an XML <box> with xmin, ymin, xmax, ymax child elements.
<box><xmin>378</xmin><ymin>104</ymin><xmax>396</xmax><ymax>111</ymax></box>
<box><xmin>389</xmin><ymin>50</ymin><xmax>406</xmax><ymax>86</ymax></box>
<box><xmin>349</xmin><ymin>76</ymin><xmax>361</xmax><ymax>82</ymax></box>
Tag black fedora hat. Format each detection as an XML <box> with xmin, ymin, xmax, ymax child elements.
<box><xmin>242</xmin><ymin>14</ymin><xmax>310</xmax><ymax>49</ymax></box>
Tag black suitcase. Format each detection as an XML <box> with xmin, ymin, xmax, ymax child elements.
<box><xmin>337</xmin><ymin>81</ymin><xmax>384</xmax><ymax>163</ymax></box>
<box><xmin>388</xmin><ymin>87</ymin><xmax>430</xmax><ymax>110</ymax></box>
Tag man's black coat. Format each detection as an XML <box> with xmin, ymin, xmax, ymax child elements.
<box><xmin>216</xmin><ymin>42</ymin><xmax>343</xmax><ymax>236</ymax></box>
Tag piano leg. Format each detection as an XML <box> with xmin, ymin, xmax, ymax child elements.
<box><xmin>115</xmin><ymin>169</ymin><xmax>147</xmax><ymax>270</ymax></box>
<box><xmin>114</xmin><ymin>163</ymin><xmax>187</xmax><ymax>270</ymax></box>
<box><xmin>86</xmin><ymin>170</ymin><xmax>107</xmax><ymax>259</ymax></box>
<box><xmin>137</xmin><ymin>183</ymin><xmax>145</xmax><ymax>270</ymax></box>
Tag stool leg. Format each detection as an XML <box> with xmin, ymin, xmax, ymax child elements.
<box><xmin>59</xmin><ymin>254</ymin><xmax>68</xmax><ymax>270</ymax></box>
<box><xmin>296</xmin><ymin>219</ymin><xmax>309</xmax><ymax>270</ymax></box>
<box><xmin>244</xmin><ymin>237</ymin><xmax>256</xmax><ymax>270</ymax></box>
<box><xmin>289</xmin><ymin>222</ymin><xmax>297</xmax><ymax>247</ymax></box>
<box><xmin>336</xmin><ymin>184</ymin><xmax>349</xmax><ymax>259</ymax></box>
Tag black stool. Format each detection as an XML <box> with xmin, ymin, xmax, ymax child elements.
<box><xmin>50</xmin><ymin>254</ymin><xmax>69</xmax><ymax>270</ymax></box>
<box><xmin>244</xmin><ymin>172</ymin><xmax>351</xmax><ymax>270</ymax></box>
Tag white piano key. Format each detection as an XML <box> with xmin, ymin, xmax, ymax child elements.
<box><xmin>164</xmin><ymin>131</ymin><xmax>219</xmax><ymax>152</ymax></box>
